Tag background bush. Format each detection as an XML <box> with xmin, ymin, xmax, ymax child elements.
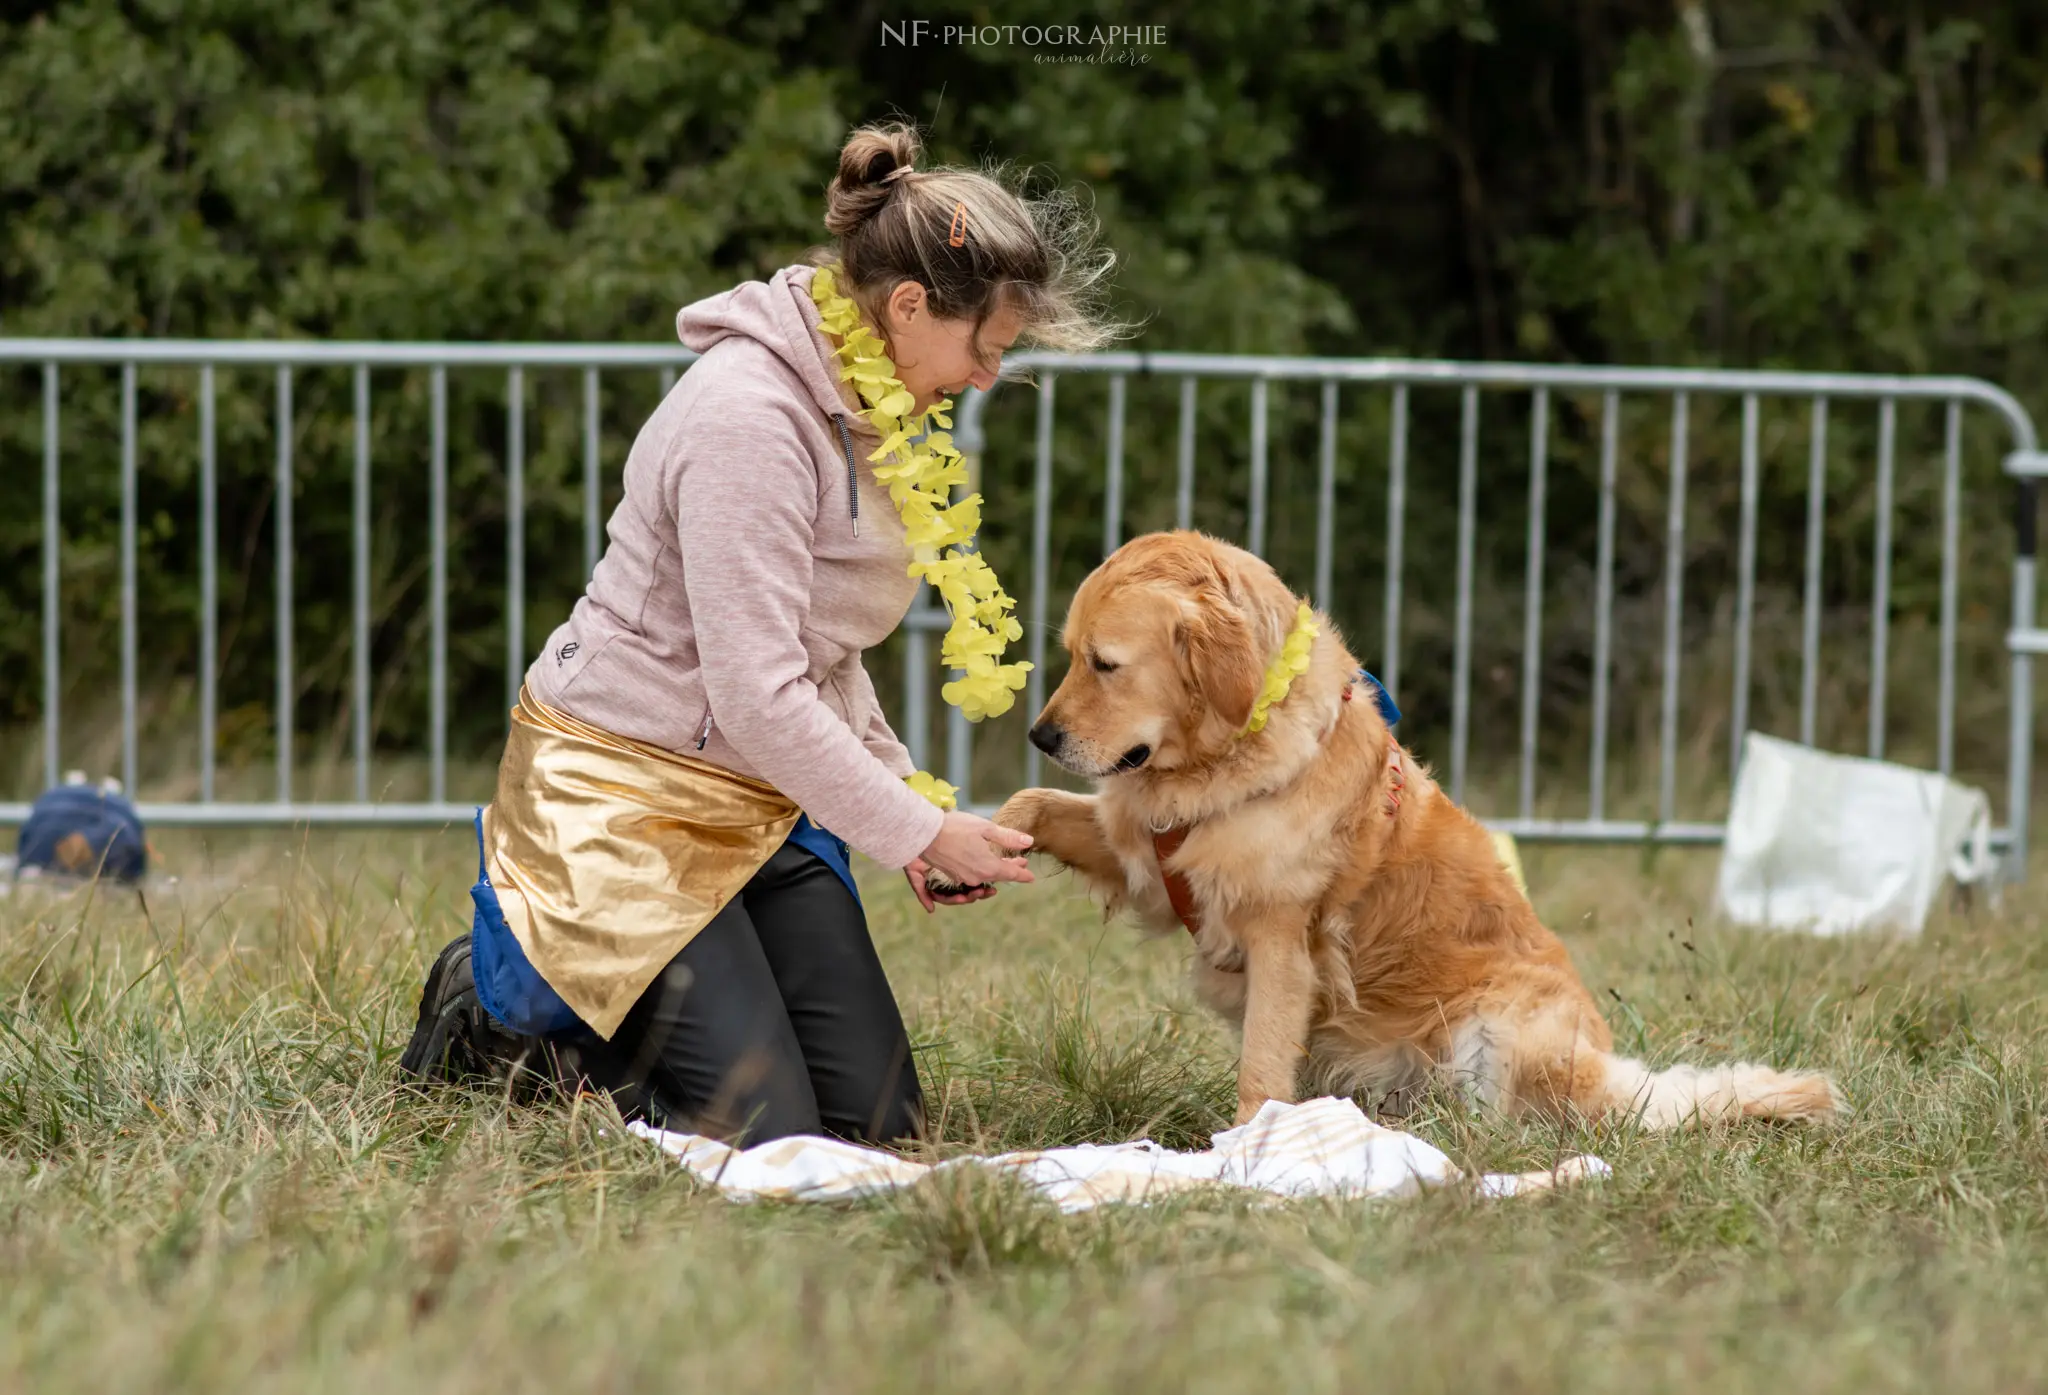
<box><xmin>4</xmin><ymin>0</ymin><xmax>2045</xmax><ymax>810</ymax></box>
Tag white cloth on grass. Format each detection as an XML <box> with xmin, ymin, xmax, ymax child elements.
<box><xmin>1717</xmin><ymin>731</ymin><xmax>1999</xmax><ymax>936</ymax></box>
<box><xmin>629</xmin><ymin>1095</ymin><xmax>1609</xmax><ymax>1213</ymax></box>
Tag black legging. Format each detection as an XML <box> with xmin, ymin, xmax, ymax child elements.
<box><xmin>555</xmin><ymin>840</ymin><xmax>923</xmax><ymax>1146</ymax></box>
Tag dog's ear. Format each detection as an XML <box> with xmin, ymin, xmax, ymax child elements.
<box><xmin>1176</xmin><ymin>588</ymin><xmax>1263</xmax><ymax>730</ymax></box>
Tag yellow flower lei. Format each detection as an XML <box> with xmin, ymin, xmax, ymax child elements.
<box><xmin>809</xmin><ymin>263</ymin><xmax>1032</xmax><ymax>812</ymax></box>
<box><xmin>1238</xmin><ymin>603</ymin><xmax>1320</xmax><ymax>737</ymax></box>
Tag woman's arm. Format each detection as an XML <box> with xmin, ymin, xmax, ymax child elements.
<box><xmin>675</xmin><ymin>403</ymin><xmax>944</xmax><ymax>869</ymax></box>
<box><xmin>835</xmin><ymin>652</ymin><xmax>917</xmax><ymax>778</ymax></box>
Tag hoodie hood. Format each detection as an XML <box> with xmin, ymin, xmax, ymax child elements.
<box><xmin>676</xmin><ymin>265</ymin><xmax>874</xmax><ymax>436</ymax></box>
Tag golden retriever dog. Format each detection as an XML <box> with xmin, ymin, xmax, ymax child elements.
<box><xmin>986</xmin><ymin>530</ymin><xmax>1843</xmax><ymax>1131</ymax></box>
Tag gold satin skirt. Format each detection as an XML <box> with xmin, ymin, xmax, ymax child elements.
<box><xmin>483</xmin><ymin>688</ymin><xmax>799</xmax><ymax>1039</ymax></box>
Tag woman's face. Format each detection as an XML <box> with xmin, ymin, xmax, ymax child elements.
<box><xmin>878</xmin><ymin>280</ymin><xmax>1023</xmax><ymax>416</ymax></box>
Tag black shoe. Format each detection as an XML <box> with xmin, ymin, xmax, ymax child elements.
<box><xmin>399</xmin><ymin>934</ymin><xmax>531</xmax><ymax>1085</ymax></box>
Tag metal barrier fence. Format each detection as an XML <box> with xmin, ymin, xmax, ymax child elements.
<box><xmin>8</xmin><ymin>340</ymin><xmax>697</xmax><ymax>827</ymax></box>
<box><xmin>4</xmin><ymin>339</ymin><xmax>2043</xmax><ymax>879</ymax></box>
<box><xmin>956</xmin><ymin>356</ymin><xmax>2044</xmax><ymax>880</ymax></box>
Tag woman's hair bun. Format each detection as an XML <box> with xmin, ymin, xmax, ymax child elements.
<box><xmin>824</xmin><ymin>122</ymin><xmax>924</xmax><ymax>237</ymax></box>
<box><xmin>813</xmin><ymin>120</ymin><xmax>1132</xmax><ymax>357</ymax></box>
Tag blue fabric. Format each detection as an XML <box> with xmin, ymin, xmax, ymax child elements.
<box><xmin>1358</xmin><ymin>669</ymin><xmax>1401</xmax><ymax>726</ymax></box>
<box><xmin>465</xmin><ymin>809</ymin><xmax>858</xmax><ymax>1036</ymax></box>
<box><xmin>15</xmin><ymin>784</ymin><xmax>148</xmax><ymax>883</ymax></box>
<box><xmin>786</xmin><ymin>813</ymin><xmax>860</xmax><ymax>905</ymax></box>
<box><xmin>467</xmin><ymin>810</ymin><xmax>584</xmax><ymax>1037</ymax></box>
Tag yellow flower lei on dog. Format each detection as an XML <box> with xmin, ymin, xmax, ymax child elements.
<box><xmin>810</xmin><ymin>263</ymin><xmax>1032</xmax><ymax>812</ymax></box>
<box><xmin>1239</xmin><ymin>603</ymin><xmax>1320</xmax><ymax>737</ymax></box>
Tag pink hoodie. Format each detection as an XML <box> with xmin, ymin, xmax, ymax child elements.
<box><xmin>523</xmin><ymin>264</ymin><xmax>947</xmax><ymax>869</ymax></box>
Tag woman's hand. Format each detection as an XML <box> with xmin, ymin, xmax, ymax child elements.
<box><xmin>903</xmin><ymin>859</ymin><xmax>998</xmax><ymax>913</ymax></box>
<box><xmin>904</xmin><ymin>810</ymin><xmax>1034</xmax><ymax>913</ymax></box>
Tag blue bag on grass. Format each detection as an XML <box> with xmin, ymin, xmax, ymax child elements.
<box><xmin>16</xmin><ymin>779</ymin><xmax>148</xmax><ymax>884</ymax></box>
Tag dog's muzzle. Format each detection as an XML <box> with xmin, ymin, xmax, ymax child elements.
<box><xmin>1029</xmin><ymin>721</ymin><xmax>1150</xmax><ymax>776</ymax></box>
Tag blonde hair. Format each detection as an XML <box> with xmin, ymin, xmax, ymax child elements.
<box><xmin>817</xmin><ymin>122</ymin><xmax>1127</xmax><ymax>364</ymax></box>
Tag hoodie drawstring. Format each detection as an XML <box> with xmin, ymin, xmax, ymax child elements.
<box><xmin>832</xmin><ymin>414</ymin><xmax>860</xmax><ymax>538</ymax></box>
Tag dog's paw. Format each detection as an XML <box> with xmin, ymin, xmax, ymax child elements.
<box><xmin>993</xmin><ymin>787</ymin><xmax>1060</xmax><ymax>842</ymax></box>
<box><xmin>920</xmin><ymin>865</ymin><xmax>985</xmax><ymax>897</ymax></box>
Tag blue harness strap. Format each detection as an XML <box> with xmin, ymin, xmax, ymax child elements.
<box><xmin>1358</xmin><ymin>669</ymin><xmax>1400</xmax><ymax>726</ymax></box>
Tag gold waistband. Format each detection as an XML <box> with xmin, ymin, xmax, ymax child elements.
<box><xmin>483</xmin><ymin>688</ymin><xmax>800</xmax><ymax>1039</ymax></box>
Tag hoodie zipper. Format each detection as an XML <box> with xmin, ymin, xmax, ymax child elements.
<box><xmin>832</xmin><ymin>413</ymin><xmax>861</xmax><ymax>538</ymax></box>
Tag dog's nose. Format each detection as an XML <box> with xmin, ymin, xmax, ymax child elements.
<box><xmin>1028</xmin><ymin>721</ymin><xmax>1064</xmax><ymax>756</ymax></box>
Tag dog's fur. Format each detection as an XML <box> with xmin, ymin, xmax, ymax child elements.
<box><xmin>990</xmin><ymin>531</ymin><xmax>1843</xmax><ymax>1130</ymax></box>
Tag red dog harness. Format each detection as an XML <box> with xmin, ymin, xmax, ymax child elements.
<box><xmin>1149</xmin><ymin>678</ymin><xmax>1406</xmax><ymax>938</ymax></box>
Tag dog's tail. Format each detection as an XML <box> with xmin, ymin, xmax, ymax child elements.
<box><xmin>1591</xmin><ymin>1052</ymin><xmax>1845</xmax><ymax>1129</ymax></box>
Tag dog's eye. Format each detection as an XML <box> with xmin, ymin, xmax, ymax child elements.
<box><xmin>1089</xmin><ymin>653</ymin><xmax>1119</xmax><ymax>675</ymax></box>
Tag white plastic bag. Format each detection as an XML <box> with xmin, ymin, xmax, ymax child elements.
<box><xmin>1716</xmin><ymin>731</ymin><xmax>1998</xmax><ymax>935</ymax></box>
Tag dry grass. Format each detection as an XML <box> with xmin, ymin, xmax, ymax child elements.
<box><xmin>4</xmin><ymin>825</ymin><xmax>2048</xmax><ymax>1393</ymax></box>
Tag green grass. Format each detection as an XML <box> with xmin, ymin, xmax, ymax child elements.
<box><xmin>4</xmin><ymin>827</ymin><xmax>2048</xmax><ymax>1392</ymax></box>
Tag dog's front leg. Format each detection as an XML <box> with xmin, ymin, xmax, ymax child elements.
<box><xmin>993</xmin><ymin>788</ymin><xmax>1125</xmax><ymax>899</ymax></box>
<box><xmin>1233</xmin><ymin>903</ymin><xmax>1318</xmax><ymax>1125</ymax></box>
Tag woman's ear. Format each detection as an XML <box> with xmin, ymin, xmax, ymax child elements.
<box><xmin>1175</xmin><ymin>589</ymin><xmax>1262</xmax><ymax>731</ymax></box>
<box><xmin>886</xmin><ymin>279</ymin><xmax>927</xmax><ymax>325</ymax></box>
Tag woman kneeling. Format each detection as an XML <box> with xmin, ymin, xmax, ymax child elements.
<box><xmin>399</xmin><ymin>122</ymin><xmax>1119</xmax><ymax>1147</ymax></box>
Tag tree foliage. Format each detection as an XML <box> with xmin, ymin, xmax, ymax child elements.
<box><xmin>4</xmin><ymin>1</ymin><xmax>2046</xmax><ymax>801</ymax></box>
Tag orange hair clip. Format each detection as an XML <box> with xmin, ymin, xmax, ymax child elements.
<box><xmin>947</xmin><ymin>200</ymin><xmax>968</xmax><ymax>248</ymax></box>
